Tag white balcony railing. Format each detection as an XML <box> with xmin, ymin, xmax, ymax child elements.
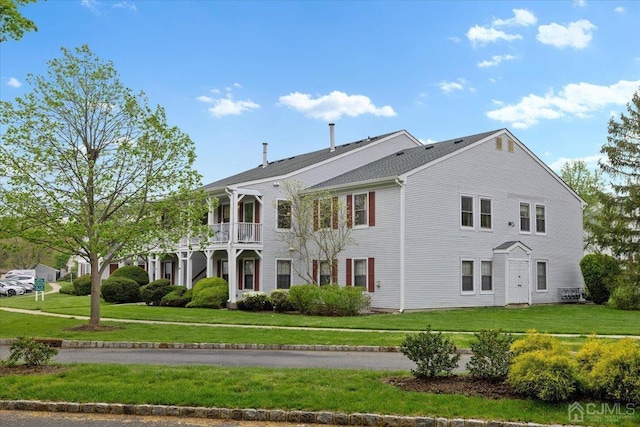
<box><xmin>210</xmin><ymin>222</ymin><xmax>262</xmax><ymax>244</ymax></box>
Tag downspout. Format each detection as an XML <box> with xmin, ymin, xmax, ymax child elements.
<box><xmin>225</xmin><ymin>187</ymin><xmax>237</xmax><ymax>305</ymax></box>
<box><xmin>395</xmin><ymin>177</ymin><xmax>406</xmax><ymax>313</ymax></box>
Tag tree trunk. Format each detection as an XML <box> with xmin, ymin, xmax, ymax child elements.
<box><xmin>89</xmin><ymin>252</ymin><xmax>101</xmax><ymax>326</ymax></box>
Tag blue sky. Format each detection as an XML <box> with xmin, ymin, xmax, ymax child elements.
<box><xmin>1</xmin><ymin>0</ymin><xmax>639</xmax><ymax>185</ymax></box>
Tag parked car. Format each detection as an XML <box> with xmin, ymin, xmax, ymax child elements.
<box><xmin>6</xmin><ymin>275</ymin><xmax>35</xmax><ymax>292</ymax></box>
<box><xmin>0</xmin><ymin>281</ymin><xmax>26</xmax><ymax>297</ymax></box>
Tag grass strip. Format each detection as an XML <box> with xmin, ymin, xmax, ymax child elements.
<box><xmin>0</xmin><ymin>364</ymin><xmax>637</xmax><ymax>427</ymax></box>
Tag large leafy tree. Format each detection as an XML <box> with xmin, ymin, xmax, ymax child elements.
<box><xmin>0</xmin><ymin>45</ymin><xmax>209</xmax><ymax>326</ymax></box>
<box><xmin>595</xmin><ymin>88</ymin><xmax>640</xmax><ymax>263</ymax></box>
<box><xmin>559</xmin><ymin>160</ymin><xmax>606</xmax><ymax>250</ymax></box>
<box><xmin>0</xmin><ymin>0</ymin><xmax>38</xmax><ymax>43</ymax></box>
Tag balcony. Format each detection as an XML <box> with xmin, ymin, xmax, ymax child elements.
<box><xmin>178</xmin><ymin>223</ymin><xmax>262</xmax><ymax>248</ymax></box>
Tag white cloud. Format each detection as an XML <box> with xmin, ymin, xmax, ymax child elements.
<box><xmin>196</xmin><ymin>96</ymin><xmax>213</xmax><ymax>103</ymax></box>
<box><xmin>7</xmin><ymin>77</ymin><xmax>22</xmax><ymax>88</ymax></box>
<box><xmin>549</xmin><ymin>154</ymin><xmax>603</xmax><ymax>172</ymax></box>
<box><xmin>278</xmin><ymin>91</ymin><xmax>396</xmax><ymax>121</ymax></box>
<box><xmin>419</xmin><ymin>138</ymin><xmax>437</xmax><ymax>145</ymax></box>
<box><xmin>537</xmin><ymin>20</ymin><xmax>596</xmax><ymax>49</ymax></box>
<box><xmin>206</xmin><ymin>98</ymin><xmax>260</xmax><ymax>118</ymax></box>
<box><xmin>467</xmin><ymin>26</ymin><xmax>522</xmax><ymax>47</ymax></box>
<box><xmin>233</xmin><ymin>82</ymin><xmax>242</xmax><ymax>88</ymax></box>
<box><xmin>448</xmin><ymin>36</ymin><xmax>462</xmax><ymax>43</ymax></box>
<box><xmin>614</xmin><ymin>6</ymin><xmax>625</xmax><ymax>13</ymax></box>
<box><xmin>439</xmin><ymin>78</ymin><xmax>474</xmax><ymax>93</ymax></box>
<box><xmin>493</xmin><ymin>9</ymin><xmax>537</xmax><ymax>27</ymax></box>
<box><xmin>573</xmin><ymin>0</ymin><xmax>586</xmax><ymax>7</ymax></box>
<box><xmin>486</xmin><ymin>79</ymin><xmax>640</xmax><ymax>128</ymax></box>
<box><xmin>80</xmin><ymin>0</ymin><xmax>101</xmax><ymax>14</ymax></box>
<box><xmin>113</xmin><ymin>1</ymin><xmax>136</xmax><ymax>11</ymax></box>
<box><xmin>478</xmin><ymin>54</ymin><xmax>517</xmax><ymax>68</ymax></box>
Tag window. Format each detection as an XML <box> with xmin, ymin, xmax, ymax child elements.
<box><xmin>220</xmin><ymin>260</ymin><xmax>228</xmax><ymax>282</ymax></box>
<box><xmin>461</xmin><ymin>260</ymin><xmax>474</xmax><ymax>293</ymax></box>
<box><xmin>520</xmin><ymin>202</ymin><xmax>531</xmax><ymax>232</ymax></box>
<box><xmin>480</xmin><ymin>198</ymin><xmax>492</xmax><ymax>230</ymax></box>
<box><xmin>354</xmin><ymin>193</ymin><xmax>368</xmax><ymax>226</ymax></box>
<box><xmin>277</xmin><ymin>199</ymin><xmax>291</xmax><ymax>229</ymax></box>
<box><xmin>276</xmin><ymin>260</ymin><xmax>291</xmax><ymax>289</ymax></box>
<box><xmin>243</xmin><ymin>202</ymin><xmax>254</xmax><ymax>223</ymax></box>
<box><xmin>354</xmin><ymin>259</ymin><xmax>367</xmax><ymax>288</ymax></box>
<box><xmin>220</xmin><ymin>204</ymin><xmax>230</xmax><ymax>223</ymax></box>
<box><xmin>319</xmin><ymin>198</ymin><xmax>332</xmax><ymax>229</ymax></box>
<box><xmin>481</xmin><ymin>261</ymin><xmax>493</xmax><ymax>292</ymax></box>
<box><xmin>537</xmin><ymin>261</ymin><xmax>547</xmax><ymax>291</ymax></box>
<box><xmin>536</xmin><ymin>204</ymin><xmax>546</xmax><ymax>234</ymax></box>
<box><xmin>319</xmin><ymin>261</ymin><xmax>331</xmax><ymax>285</ymax></box>
<box><xmin>461</xmin><ymin>195</ymin><xmax>474</xmax><ymax>228</ymax></box>
<box><xmin>243</xmin><ymin>259</ymin><xmax>254</xmax><ymax>290</ymax></box>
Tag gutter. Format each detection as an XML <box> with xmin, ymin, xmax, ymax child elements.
<box><xmin>395</xmin><ymin>177</ymin><xmax>406</xmax><ymax>313</ymax></box>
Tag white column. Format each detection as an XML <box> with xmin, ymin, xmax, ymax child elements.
<box><xmin>154</xmin><ymin>255</ymin><xmax>162</xmax><ymax>281</ymax></box>
<box><xmin>228</xmin><ymin>248</ymin><xmax>238</xmax><ymax>305</ymax></box>
<box><xmin>176</xmin><ymin>252</ymin><xmax>184</xmax><ymax>286</ymax></box>
<box><xmin>205</xmin><ymin>249</ymin><xmax>214</xmax><ymax>277</ymax></box>
<box><xmin>186</xmin><ymin>251</ymin><xmax>193</xmax><ymax>289</ymax></box>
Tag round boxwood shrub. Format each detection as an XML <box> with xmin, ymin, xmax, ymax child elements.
<box><xmin>269</xmin><ymin>289</ymin><xmax>294</xmax><ymax>313</ymax></box>
<box><xmin>72</xmin><ymin>274</ymin><xmax>92</xmax><ymax>296</ymax></box>
<box><xmin>186</xmin><ymin>287</ymin><xmax>227</xmax><ymax>308</ymax></box>
<box><xmin>579</xmin><ymin>253</ymin><xmax>620</xmax><ymax>304</ymax></box>
<box><xmin>140</xmin><ymin>279</ymin><xmax>172</xmax><ymax>306</ymax></box>
<box><xmin>110</xmin><ymin>265</ymin><xmax>150</xmax><ymax>286</ymax></box>
<box><xmin>101</xmin><ymin>276</ymin><xmax>141</xmax><ymax>304</ymax></box>
<box><xmin>185</xmin><ymin>277</ymin><xmax>228</xmax><ymax>308</ymax></box>
<box><xmin>160</xmin><ymin>286</ymin><xmax>191</xmax><ymax>307</ymax></box>
<box><xmin>58</xmin><ymin>282</ymin><xmax>76</xmax><ymax>295</ymax></box>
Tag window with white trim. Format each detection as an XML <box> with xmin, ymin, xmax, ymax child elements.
<box><xmin>535</xmin><ymin>204</ymin><xmax>546</xmax><ymax>234</ymax></box>
<box><xmin>276</xmin><ymin>259</ymin><xmax>291</xmax><ymax>289</ymax></box>
<box><xmin>461</xmin><ymin>260</ymin><xmax>474</xmax><ymax>293</ymax></box>
<box><xmin>481</xmin><ymin>261</ymin><xmax>493</xmax><ymax>292</ymax></box>
<box><xmin>354</xmin><ymin>193</ymin><xmax>368</xmax><ymax>226</ymax></box>
<box><xmin>353</xmin><ymin>259</ymin><xmax>367</xmax><ymax>288</ymax></box>
<box><xmin>537</xmin><ymin>261</ymin><xmax>547</xmax><ymax>291</ymax></box>
<box><xmin>480</xmin><ymin>198</ymin><xmax>492</xmax><ymax>230</ymax></box>
<box><xmin>277</xmin><ymin>199</ymin><xmax>291</xmax><ymax>230</ymax></box>
<box><xmin>319</xmin><ymin>261</ymin><xmax>331</xmax><ymax>285</ymax></box>
<box><xmin>243</xmin><ymin>259</ymin><xmax>254</xmax><ymax>290</ymax></box>
<box><xmin>519</xmin><ymin>202</ymin><xmax>531</xmax><ymax>233</ymax></box>
<box><xmin>461</xmin><ymin>195</ymin><xmax>474</xmax><ymax>228</ymax></box>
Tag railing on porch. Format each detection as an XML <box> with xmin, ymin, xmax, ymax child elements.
<box><xmin>178</xmin><ymin>223</ymin><xmax>262</xmax><ymax>247</ymax></box>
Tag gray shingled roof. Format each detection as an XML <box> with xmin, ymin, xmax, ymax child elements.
<box><xmin>202</xmin><ymin>131</ymin><xmax>403</xmax><ymax>192</ymax></box>
<box><xmin>311</xmin><ymin>129</ymin><xmax>504</xmax><ymax>189</ymax></box>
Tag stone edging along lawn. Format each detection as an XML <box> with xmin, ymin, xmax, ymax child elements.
<box><xmin>0</xmin><ymin>400</ymin><xmax>585</xmax><ymax>427</ymax></box>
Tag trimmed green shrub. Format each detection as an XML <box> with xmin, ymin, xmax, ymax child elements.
<box><xmin>610</xmin><ymin>268</ymin><xmax>640</xmax><ymax>310</ymax></box>
<box><xmin>5</xmin><ymin>336</ymin><xmax>58</xmax><ymax>367</ymax></box>
<box><xmin>110</xmin><ymin>265</ymin><xmax>150</xmax><ymax>286</ymax></box>
<box><xmin>237</xmin><ymin>292</ymin><xmax>272</xmax><ymax>311</ymax></box>
<box><xmin>466</xmin><ymin>330</ymin><xmax>514</xmax><ymax>380</ymax></box>
<box><xmin>140</xmin><ymin>279</ymin><xmax>172</xmax><ymax>306</ymax></box>
<box><xmin>288</xmin><ymin>284</ymin><xmax>371</xmax><ymax>316</ymax></box>
<box><xmin>399</xmin><ymin>326</ymin><xmax>460</xmax><ymax>378</ymax></box>
<box><xmin>72</xmin><ymin>274</ymin><xmax>92</xmax><ymax>296</ymax></box>
<box><xmin>186</xmin><ymin>277</ymin><xmax>228</xmax><ymax>308</ymax></box>
<box><xmin>160</xmin><ymin>286</ymin><xmax>190</xmax><ymax>307</ymax></box>
<box><xmin>508</xmin><ymin>349</ymin><xmax>578</xmax><ymax>402</ymax></box>
<box><xmin>580</xmin><ymin>253</ymin><xmax>620</xmax><ymax>304</ymax></box>
<box><xmin>101</xmin><ymin>276</ymin><xmax>141</xmax><ymax>304</ymax></box>
<box><xmin>577</xmin><ymin>338</ymin><xmax>640</xmax><ymax>404</ymax></box>
<box><xmin>510</xmin><ymin>330</ymin><xmax>561</xmax><ymax>357</ymax></box>
<box><xmin>58</xmin><ymin>283</ymin><xmax>76</xmax><ymax>295</ymax></box>
<box><xmin>186</xmin><ymin>287</ymin><xmax>225</xmax><ymax>308</ymax></box>
<box><xmin>270</xmin><ymin>289</ymin><xmax>294</xmax><ymax>313</ymax></box>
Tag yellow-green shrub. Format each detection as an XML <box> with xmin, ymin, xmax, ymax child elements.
<box><xmin>508</xmin><ymin>349</ymin><xmax>578</xmax><ymax>401</ymax></box>
<box><xmin>510</xmin><ymin>330</ymin><xmax>561</xmax><ymax>357</ymax></box>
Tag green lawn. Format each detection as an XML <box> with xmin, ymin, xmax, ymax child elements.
<box><xmin>0</xmin><ymin>364</ymin><xmax>636</xmax><ymax>427</ymax></box>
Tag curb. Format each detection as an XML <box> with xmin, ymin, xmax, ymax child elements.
<box><xmin>0</xmin><ymin>400</ymin><xmax>585</xmax><ymax>427</ymax></box>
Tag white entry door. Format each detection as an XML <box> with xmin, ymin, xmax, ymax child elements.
<box><xmin>507</xmin><ymin>259</ymin><xmax>530</xmax><ymax>304</ymax></box>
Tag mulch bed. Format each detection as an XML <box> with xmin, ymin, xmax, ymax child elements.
<box><xmin>385</xmin><ymin>376</ymin><xmax>522</xmax><ymax>399</ymax></box>
<box><xmin>0</xmin><ymin>365</ymin><xmax>66</xmax><ymax>377</ymax></box>
<box><xmin>64</xmin><ymin>324</ymin><xmax>124</xmax><ymax>332</ymax></box>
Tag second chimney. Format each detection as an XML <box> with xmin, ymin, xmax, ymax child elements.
<box><xmin>262</xmin><ymin>142</ymin><xmax>268</xmax><ymax>167</ymax></box>
<box><xmin>329</xmin><ymin>123</ymin><xmax>335</xmax><ymax>152</ymax></box>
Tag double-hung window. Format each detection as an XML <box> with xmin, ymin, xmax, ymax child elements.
<box><xmin>480</xmin><ymin>198</ymin><xmax>492</xmax><ymax>230</ymax></box>
<box><xmin>276</xmin><ymin>259</ymin><xmax>291</xmax><ymax>289</ymax></box>
<box><xmin>535</xmin><ymin>204</ymin><xmax>546</xmax><ymax>234</ymax></box>
<box><xmin>353</xmin><ymin>259</ymin><xmax>367</xmax><ymax>288</ymax></box>
<box><xmin>319</xmin><ymin>261</ymin><xmax>331</xmax><ymax>285</ymax></box>
<box><xmin>354</xmin><ymin>193</ymin><xmax>368</xmax><ymax>226</ymax></box>
<box><xmin>277</xmin><ymin>199</ymin><xmax>291</xmax><ymax>230</ymax></box>
<box><xmin>461</xmin><ymin>196</ymin><xmax>474</xmax><ymax>228</ymax></box>
<box><xmin>519</xmin><ymin>202</ymin><xmax>531</xmax><ymax>233</ymax></box>
<box><xmin>537</xmin><ymin>261</ymin><xmax>547</xmax><ymax>291</ymax></box>
<box><xmin>481</xmin><ymin>261</ymin><xmax>493</xmax><ymax>292</ymax></box>
<box><xmin>461</xmin><ymin>260</ymin><xmax>474</xmax><ymax>293</ymax></box>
